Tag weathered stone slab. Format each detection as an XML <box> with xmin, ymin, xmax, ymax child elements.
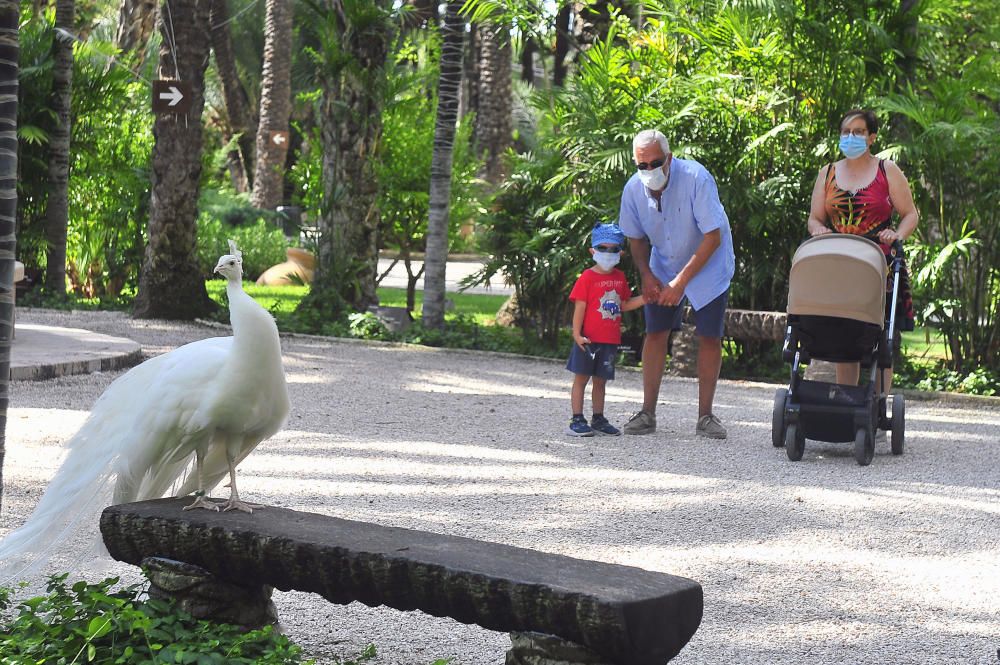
<box><xmin>101</xmin><ymin>499</ymin><xmax>702</xmax><ymax>665</ymax></box>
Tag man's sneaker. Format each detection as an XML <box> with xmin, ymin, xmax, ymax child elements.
<box><xmin>623</xmin><ymin>410</ymin><xmax>656</xmax><ymax>435</ymax></box>
<box><xmin>566</xmin><ymin>415</ymin><xmax>594</xmax><ymax>437</ymax></box>
<box><xmin>590</xmin><ymin>415</ymin><xmax>621</xmax><ymax>436</ymax></box>
<box><xmin>696</xmin><ymin>414</ymin><xmax>728</xmax><ymax>439</ymax></box>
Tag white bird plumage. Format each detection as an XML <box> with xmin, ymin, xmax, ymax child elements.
<box><xmin>0</xmin><ymin>240</ymin><xmax>290</xmax><ymax>578</ymax></box>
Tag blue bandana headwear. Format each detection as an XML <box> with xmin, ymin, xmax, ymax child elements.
<box><xmin>591</xmin><ymin>223</ymin><xmax>626</xmax><ymax>248</ymax></box>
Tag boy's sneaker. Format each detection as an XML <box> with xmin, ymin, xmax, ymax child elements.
<box><xmin>696</xmin><ymin>414</ymin><xmax>728</xmax><ymax>439</ymax></box>
<box><xmin>590</xmin><ymin>415</ymin><xmax>621</xmax><ymax>436</ymax></box>
<box><xmin>623</xmin><ymin>410</ymin><xmax>656</xmax><ymax>435</ymax></box>
<box><xmin>566</xmin><ymin>415</ymin><xmax>594</xmax><ymax>437</ymax></box>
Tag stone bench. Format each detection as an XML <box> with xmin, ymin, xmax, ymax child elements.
<box><xmin>669</xmin><ymin>308</ymin><xmax>786</xmax><ymax>376</ymax></box>
<box><xmin>100</xmin><ymin>498</ymin><xmax>703</xmax><ymax>665</ymax></box>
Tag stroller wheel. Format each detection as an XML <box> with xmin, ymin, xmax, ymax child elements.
<box><xmin>854</xmin><ymin>428</ymin><xmax>874</xmax><ymax>466</ymax></box>
<box><xmin>890</xmin><ymin>393</ymin><xmax>905</xmax><ymax>455</ymax></box>
<box><xmin>772</xmin><ymin>388</ymin><xmax>788</xmax><ymax>448</ymax></box>
<box><xmin>785</xmin><ymin>423</ymin><xmax>805</xmax><ymax>461</ymax></box>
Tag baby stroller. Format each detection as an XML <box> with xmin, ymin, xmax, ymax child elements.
<box><xmin>772</xmin><ymin>234</ymin><xmax>906</xmax><ymax>466</ymax></box>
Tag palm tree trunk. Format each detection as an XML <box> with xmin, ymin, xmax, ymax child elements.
<box><xmin>42</xmin><ymin>0</ymin><xmax>73</xmax><ymax>298</ymax></box>
<box><xmin>115</xmin><ymin>0</ymin><xmax>157</xmax><ymax>59</ymax></box>
<box><xmin>134</xmin><ymin>0</ymin><xmax>215</xmax><ymax>320</ymax></box>
<box><xmin>422</xmin><ymin>0</ymin><xmax>464</xmax><ymax>329</ymax></box>
<box><xmin>250</xmin><ymin>0</ymin><xmax>293</xmax><ymax>210</ymax></box>
<box><xmin>553</xmin><ymin>4</ymin><xmax>571</xmax><ymax>87</ymax></box>
<box><xmin>210</xmin><ymin>0</ymin><xmax>256</xmax><ymax>193</ymax></box>
<box><xmin>0</xmin><ymin>0</ymin><xmax>18</xmax><ymax>510</ymax></box>
<box><xmin>474</xmin><ymin>21</ymin><xmax>511</xmax><ymax>184</ymax></box>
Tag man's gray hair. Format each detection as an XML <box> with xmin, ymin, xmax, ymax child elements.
<box><xmin>633</xmin><ymin>129</ymin><xmax>670</xmax><ymax>154</ymax></box>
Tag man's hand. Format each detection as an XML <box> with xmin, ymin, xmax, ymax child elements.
<box><xmin>657</xmin><ymin>278</ymin><xmax>685</xmax><ymax>307</ymax></box>
<box><xmin>640</xmin><ymin>271</ymin><xmax>663</xmax><ymax>303</ymax></box>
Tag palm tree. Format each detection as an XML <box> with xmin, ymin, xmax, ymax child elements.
<box><xmin>133</xmin><ymin>0</ymin><xmax>216</xmax><ymax>319</ymax></box>
<box><xmin>473</xmin><ymin>20</ymin><xmax>511</xmax><ymax>184</ymax></box>
<box><xmin>42</xmin><ymin>0</ymin><xmax>73</xmax><ymax>299</ymax></box>
<box><xmin>0</xmin><ymin>0</ymin><xmax>18</xmax><ymax>509</ymax></box>
<box><xmin>211</xmin><ymin>0</ymin><xmax>256</xmax><ymax>193</ymax></box>
<box><xmin>114</xmin><ymin>0</ymin><xmax>156</xmax><ymax>58</ymax></box>
<box><xmin>422</xmin><ymin>0</ymin><xmax>464</xmax><ymax>329</ymax></box>
<box><xmin>298</xmin><ymin>0</ymin><xmax>392</xmax><ymax>316</ymax></box>
<box><xmin>250</xmin><ymin>0</ymin><xmax>293</xmax><ymax>210</ymax></box>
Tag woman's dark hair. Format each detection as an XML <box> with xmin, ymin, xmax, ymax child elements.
<box><xmin>839</xmin><ymin>109</ymin><xmax>879</xmax><ymax>134</ymax></box>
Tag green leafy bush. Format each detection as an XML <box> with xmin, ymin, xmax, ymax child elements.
<box><xmin>0</xmin><ymin>575</ymin><xmax>310</xmax><ymax>664</ymax></box>
<box><xmin>197</xmin><ymin>212</ymin><xmax>290</xmax><ymax>281</ymax></box>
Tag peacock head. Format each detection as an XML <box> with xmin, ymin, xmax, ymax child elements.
<box><xmin>214</xmin><ymin>240</ymin><xmax>244</xmax><ymax>281</ymax></box>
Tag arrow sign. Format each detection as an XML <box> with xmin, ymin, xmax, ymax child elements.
<box><xmin>270</xmin><ymin>130</ymin><xmax>289</xmax><ymax>147</ymax></box>
<box><xmin>152</xmin><ymin>80</ymin><xmax>193</xmax><ymax>114</ymax></box>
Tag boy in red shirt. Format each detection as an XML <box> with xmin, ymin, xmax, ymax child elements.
<box><xmin>566</xmin><ymin>223</ymin><xmax>645</xmax><ymax>436</ymax></box>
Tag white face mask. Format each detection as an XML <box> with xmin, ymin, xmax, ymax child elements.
<box><xmin>638</xmin><ymin>165</ymin><xmax>668</xmax><ymax>191</ymax></box>
<box><xmin>593</xmin><ymin>252</ymin><xmax>620</xmax><ymax>270</ymax></box>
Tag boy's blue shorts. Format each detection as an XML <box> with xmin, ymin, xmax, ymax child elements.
<box><xmin>643</xmin><ymin>290</ymin><xmax>729</xmax><ymax>338</ymax></box>
<box><xmin>566</xmin><ymin>342</ymin><xmax>618</xmax><ymax>380</ymax></box>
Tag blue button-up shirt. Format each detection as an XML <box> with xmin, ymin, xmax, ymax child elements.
<box><xmin>618</xmin><ymin>157</ymin><xmax>735</xmax><ymax>310</ymax></box>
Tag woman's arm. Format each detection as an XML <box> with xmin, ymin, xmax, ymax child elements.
<box><xmin>807</xmin><ymin>165</ymin><xmax>832</xmax><ymax>236</ymax></box>
<box><xmin>880</xmin><ymin>160</ymin><xmax>919</xmax><ymax>244</ymax></box>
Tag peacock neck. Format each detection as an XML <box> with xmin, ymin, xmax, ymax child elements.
<box><xmin>226</xmin><ymin>278</ymin><xmax>282</xmax><ymax>362</ymax></box>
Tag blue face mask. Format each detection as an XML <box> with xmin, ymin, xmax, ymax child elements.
<box><xmin>839</xmin><ymin>134</ymin><xmax>869</xmax><ymax>160</ymax></box>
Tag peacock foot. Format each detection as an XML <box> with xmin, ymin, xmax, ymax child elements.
<box><xmin>220</xmin><ymin>499</ymin><xmax>260</xmax><ymax>513</ymax></box>
<box><xmin>183</xmin><ymin>495</ymin><xmax>221</xmax><ymax>511</ymax></box>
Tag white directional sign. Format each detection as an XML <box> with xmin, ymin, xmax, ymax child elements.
<box><xmin>269</xmin><ymin>130</ymin><xmax>289</xmax><ymax>147</ymax></box>
<box><xmin>152</xmin><ymin>80</ymin><xmax>193</xmax><ymax>114</ymax></box>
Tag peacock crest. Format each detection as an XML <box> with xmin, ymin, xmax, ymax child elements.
<box><xmin>227</xmin><ymin>239</ymin><xmax>243</xmax><ymax>263</ymax></box>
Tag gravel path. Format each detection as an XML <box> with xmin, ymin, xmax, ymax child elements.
<box><xmin>4</xmin><ymin>308</ymin><xmax>999</xmax><ymax>665</ymax></box>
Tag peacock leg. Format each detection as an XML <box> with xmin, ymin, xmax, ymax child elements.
<box><xmin>183</xmin><ymin>447</ymin><xmax>220</xmax><ymax>511</ymax></box>
<box><xmin>219</xmin><ymin>455</ymin><xmax>258</xmax><ymax>513</ymax></box>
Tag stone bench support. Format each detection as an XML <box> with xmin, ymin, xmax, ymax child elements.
<box><xmin>101</xmin><ymin>499</ymin><xmax>702</xmax><ymax>665</ymax></box>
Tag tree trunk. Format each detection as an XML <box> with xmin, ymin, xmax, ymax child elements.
<box><xmin>422</xmin><ymin>0</ymin><xmax>464</xmax><ymax>329</ymax></box>
<box><xmin>458</xmin><ymin>22</ymin><xmax>478</xmax><ymax>121</ymax></box>
<box><xmin>302</xmin><ymin>0</ymin><xmax>391</xmax><ymax>316</ymax></box>
<box><xmin>474</xmin><ymin>22</ymin><xmax>511</xmax><ymax>184</ymax></box>
<box><xmin>250</xmin><ymin>0</ymin><xmax>293</xmax><ymax>210</ymax></box>
<box><xmin>42</xmin><ymin>0</ymin><xmax>73</xmax><ymax>298</ymax></box>
<box><xmin>133</xmin><ymin>0</ymin><xmax>216</xmax><ymax>320</ymax></box>
<box><xmin>553</xmin><ymin>4</ymin><xmax>571</xmax><ymax>87</ymax></box>
<box><xmin>115</xmin><ymin>0</ymin><xmax>157</xmax><ymax>59</ymax></box>
<box><xmin>0</xmin><ymin>0</ymin><xmax>19</xmax><ymax>510</ymax></box>
<box><xmin>210</xmin><ymin>0</ymin><xmax>256</xmax><ymax>193</ymax></box>
<box><xmin>520</xmin><ymin>35</ymin><xmax>534</xmax><ymax>84</ymax></box>
<box><xmin>403</xmin><ymin>0</ymin><xmax>437</xmax><ymax>30</ymax></box>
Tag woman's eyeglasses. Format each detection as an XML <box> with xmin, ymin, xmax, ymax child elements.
<box><xmin>839</xmin><ymin>128</ymin><xmax>869</xmax><ymax>137</ymax></box>
<box><xmin>635</xmin><ymin>158</ymin><xmax>665</xmax><ymax>171</ymax></box>
<box><xmin>594</xmin><ymin>245</ymin><xmax>621</xmax><ymax>253</ymax></box>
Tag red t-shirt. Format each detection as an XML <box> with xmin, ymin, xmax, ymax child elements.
<box><xmin>568</xmin><ymin>267</ymin><xmax>633</xmax><ymax>344</ymax></box>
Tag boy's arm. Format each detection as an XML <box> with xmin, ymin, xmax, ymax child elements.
<box><xmin>571</xmin><ymin>299</ymin><xmax>589</xmax><ymax>349</ymax></box>
<box><xmin>622</xmin><ymin>294</ymin><xmax>645</xmax><ymax>312</ymax></box>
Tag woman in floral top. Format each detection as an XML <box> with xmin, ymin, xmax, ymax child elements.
<box><xmin>806</xmin><ymin>109</ymin><xmax>919</xmax><ymax>393</ymax></box>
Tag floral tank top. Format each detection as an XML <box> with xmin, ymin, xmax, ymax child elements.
<box><xmin>822</xmin><ymin>160</ymin><xmax>893</xmax><ymax>239</ymax></box>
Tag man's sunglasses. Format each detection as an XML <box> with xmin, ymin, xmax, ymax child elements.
<box><xmin>635</xmin><ymin>158</ymin><xmax>665</xmax><ymax>171</ymax></box>
<box><xmin>594</xmin><ymin>245</ymin><xmax>621</xmax><ymax>253</ymax></box>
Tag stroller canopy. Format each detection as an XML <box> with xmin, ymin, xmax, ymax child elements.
<box><xmin>787</xmin><ymin>234</ymin><xmax>887</xmax><ymax>327</ymax></box>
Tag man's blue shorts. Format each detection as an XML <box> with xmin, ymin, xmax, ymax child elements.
<box><xmin>643</xmin><ymin>290</ymin><xmax>729</xmax><ymax>338</ymax></box>
<box><xmin>566</xmin><ymin>342</ymin><xmax>618</xmax><ymax>380</ymax></box>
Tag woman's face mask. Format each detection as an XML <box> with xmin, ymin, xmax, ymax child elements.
<box><xmin>839</xmin><ymin>134</ymin><xmax>869</xmax><ymax>160</ymax></box>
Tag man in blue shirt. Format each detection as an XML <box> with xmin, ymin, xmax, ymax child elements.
<box><xmin>618</xmin><ymin>129</ymin><xmax>735</xmax><ymax>439</ymax></box>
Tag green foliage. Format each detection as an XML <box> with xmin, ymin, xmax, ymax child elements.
<box><xmin>196</xmin><ymin>190</ymin><xmax>290</xmax><ymax>280</ymax></box>
<box><xmin>17</xmin><ymin>6</ymin><xmax>154</xmax><ymax>297</ymax></box>
<box><xmin>894</xmin><ymin>354</ymin><xmax>999</xmax><ymax>396</ymax></box>
<box><xmin>0</xmin><ymin>574</ymin><xmax>311</xmax><ymax>664</ymax></box>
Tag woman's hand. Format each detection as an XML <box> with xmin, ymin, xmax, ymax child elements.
<box><xmin>809</xmin><ymin>223</ymin><xmax>832</xmax><ymax>237</ymax></box>
<box><xmin>877</xmin><ymin>228</ymin><xmax>901</xmax><ymax>244</ymax></box>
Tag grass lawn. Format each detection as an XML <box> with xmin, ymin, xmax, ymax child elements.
<box><xmin>207</xmin><ymin>282</ymin><xmax>509</xmax><ymax>328</ymax></box>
